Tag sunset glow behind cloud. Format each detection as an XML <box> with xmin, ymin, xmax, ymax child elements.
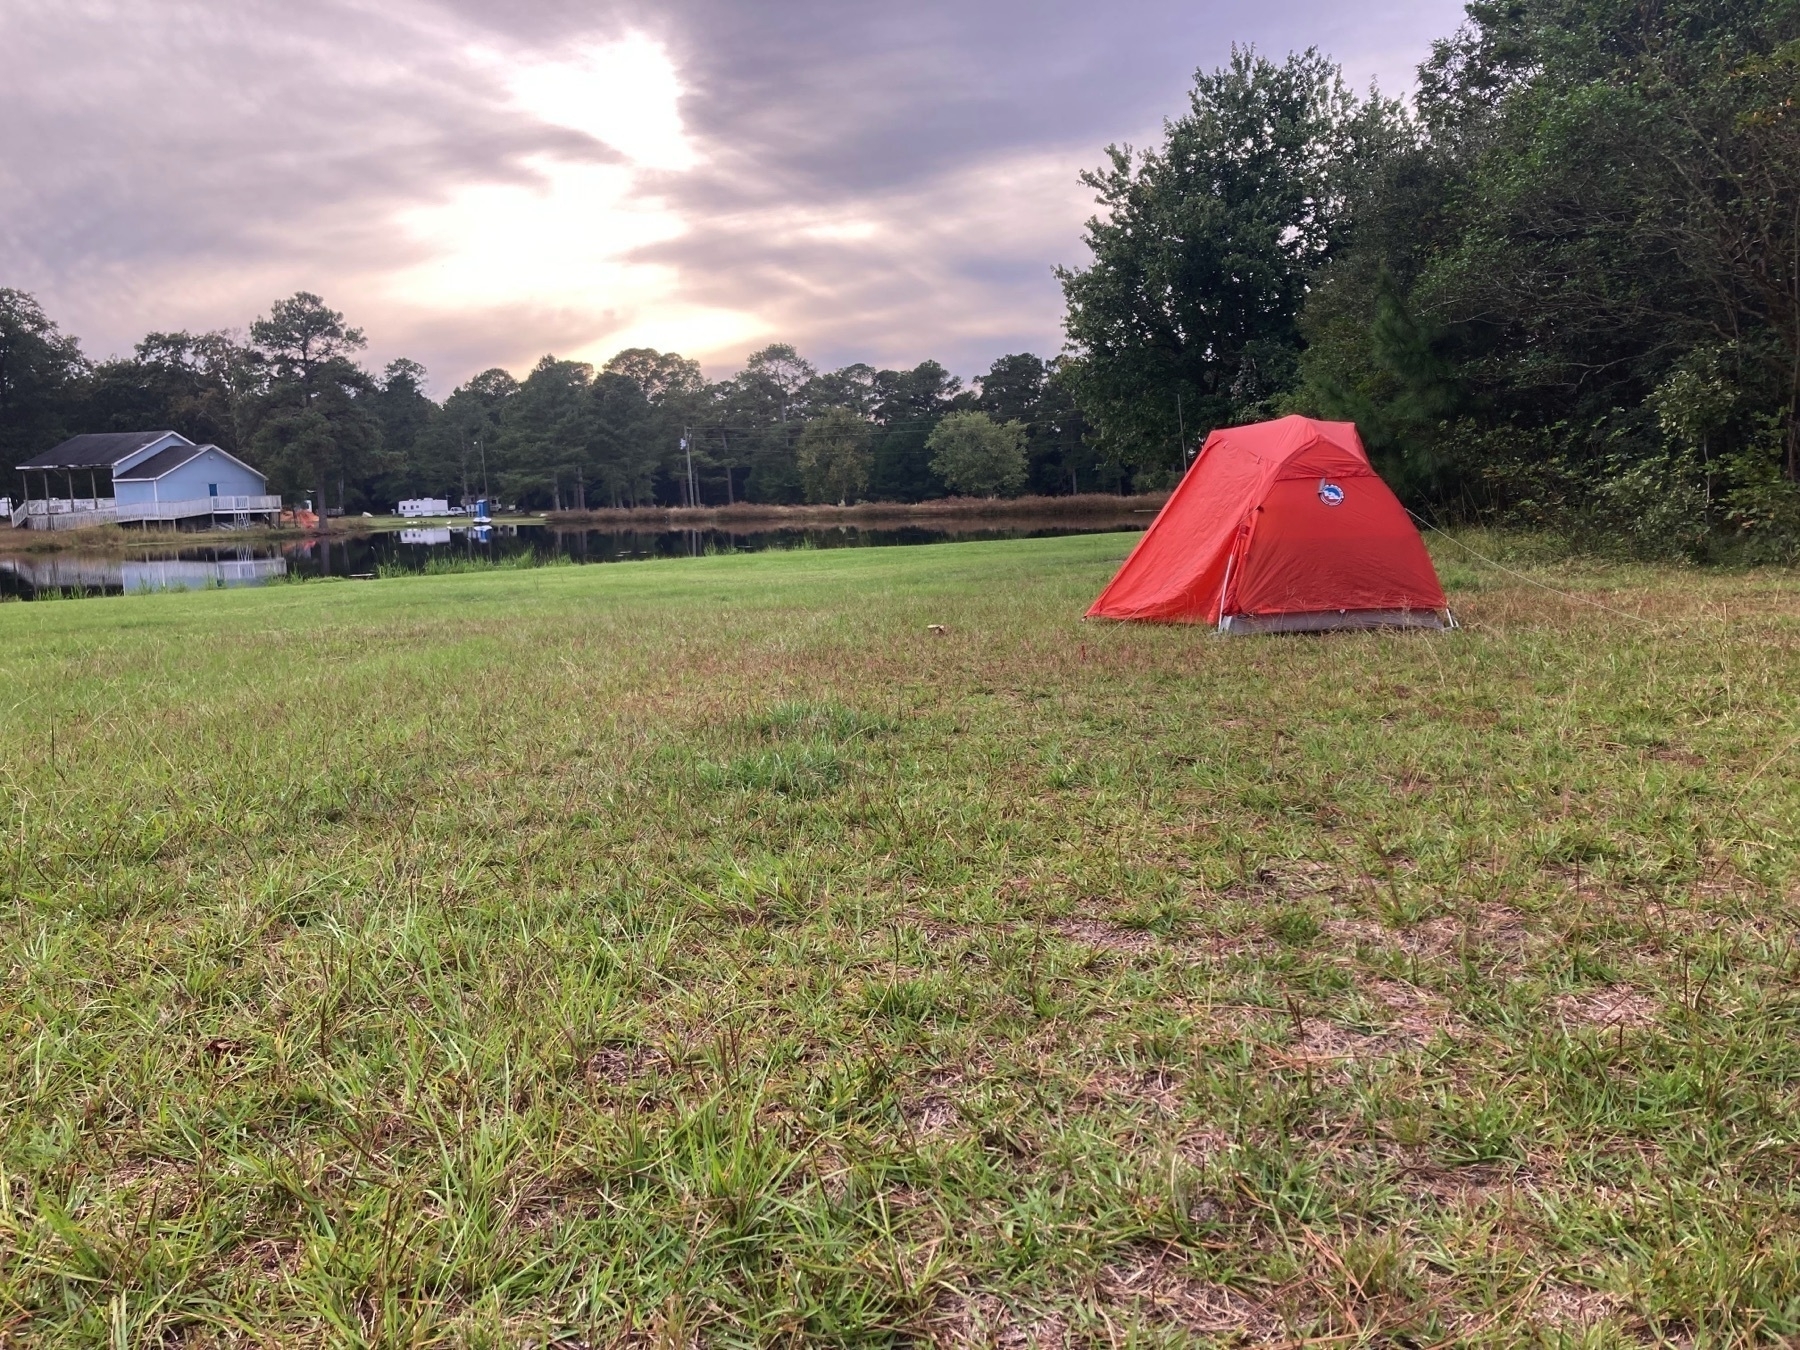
<box><xmin>0</xmin><ymin>0</ymin><xmax>1468</xmax><ymax>389</ymax></box>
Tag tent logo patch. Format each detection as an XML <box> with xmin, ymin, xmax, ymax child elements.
<box><xmin>1318</xmin><ymin>480</ymin><xmax>1345</xmax><ymax>506</ymax></box>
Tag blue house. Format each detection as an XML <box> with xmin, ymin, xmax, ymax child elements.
<box><xmin>11</xmin><ymin>431</ymin><xmax>280</xmax><ymax>530</ymax></box>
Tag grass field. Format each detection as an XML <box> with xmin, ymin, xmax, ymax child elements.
<box><xmin>1</xmin><ymin>532</ymin><xmax>1797</xmax><ymax>1347</ymax></box>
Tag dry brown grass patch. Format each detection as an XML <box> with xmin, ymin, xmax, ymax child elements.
<box><xmin>907</xmin><ymin>1096</ymin><xmax>963</xmax><ymax>1138</ymax></box>
<box><xmin>1294</xmin><ymin>1018</ymin><xmax>1393</xmax><ymax>1062</ymax></box>
<box><xmin>1324</xmin><ymin>905</ymin><xmax>1531</xmax><ymax>964</ymax></box>
<box><xmin>1099</xmin><ymin>1248</ymin><xmax>1278</xmax><ymax>1338</ymax></box>
<box><xmin>1399</xmin><ymin>1158</ymin><xmax>1537</xmax><ymax>1208</ymax></box>
<box><xmin>1177</xmin><ymin>1128</ymin><xmax>1233</xmax><ymax>1166</ymax></box>
<box><xmin>1371</xmin><ymin>979</ymin><xmax>1465</xmax><ymax>1043</ymax></box>
<box><xmin>1287</xmin><ymin>983</ymin><xmax>1462</xmax><ymax>1069</ymax></box>
<box><xmin>927</xmin><ymin>1288</ymin><xmax>1072</xmax><ymax>1348</ymax></box>
<box><xmin>1552</xmin><ymin>986</ymin><xmax>1659</xmax><ymax>1030</ymax></box>
<box><xmin>1690</xmin><ymin>857</ymin><xmax>1762</xmax><ymax>901</ymax></box>
<box><xmin>1049</xmin><ymin>918</ymin><xmax>1162</xmax><ymax>956</ymax></box>
<box><xmin>104</xmin><ymin>1156</ymin><xmax>204</xmax><ymax>1219</ymax></box>
<box><xmin>586</xmin><ymin>1044</ymin><xmax>672</xmax><ymax>1087</ymax></box>
<box><xmin>224</xmin><ymin>1236</ymin><xmax>304</xmax><ymax>1284</ymax></box>
<box><xmin>1077</xmin><ymin>1064</ymin><xmax>1183</xmax><ymax>1115</ymax></box>
<box><xmin>912</xmin><ymin>915</ymin><xmax>973</xmax><ymax>945</ymax></box>
<box><xmin>1534</xmin><ymin>1282</ymin><xmax>1632</xmax><ymax>1331</ymax></box>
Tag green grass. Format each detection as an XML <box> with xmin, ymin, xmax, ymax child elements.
<box><xmin>371</xmin><ymin>553</ymin><xmax>576</xmax><ymax>580</ymax></box>
<box><xmin>1</xmin><ymin>532</ymin><xmax>1797</xmax><ymax>1346</ymax></box>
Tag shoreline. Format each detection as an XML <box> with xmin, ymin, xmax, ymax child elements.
<box><xmin>0</xmin><ymin>494</ymin><xmax>1166</xmax><ymax>557</ymax></box>
<box><xmin>0</xmin><ymin>523</ymin><xmax>317</xmax><ymax>557</ymax></box>
<box><xmin>538</xmin><ymin>493</ymin><xmax>1168</xmax><ymax>528</ymax></box>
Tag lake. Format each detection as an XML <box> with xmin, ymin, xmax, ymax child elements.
<box><xmin>0</xmin><ymin>520</ymin><xmax>1143</xmax><ymax>600</ymax></box>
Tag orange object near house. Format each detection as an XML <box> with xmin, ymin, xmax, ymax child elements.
<box><xmin>1086</xmin><ymin>415</ymin><xmax>1451</xmax><ymax>632</ymax></box>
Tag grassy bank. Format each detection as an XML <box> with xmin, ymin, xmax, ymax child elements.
<box><xmin>1</xmin><ymin>534</ymin><xmax>1797</xmax><ymax>1345</ymax></box>
<box><xmin>0</xmin><ymin>523</ymin><xmax>313</xmax><ymax>558</ymax></box>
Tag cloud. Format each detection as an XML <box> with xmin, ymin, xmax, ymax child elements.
<box><xmin>0</xmin><ymin>0</ymin><xmax>1469</xmax><ymax>393</ymax></box>
<box><xmin>0</xmin><ymin>0</ymin><xmax>527</xmax><ymax>344</ymax></box>
<box><xmin>375</xmin><ymin>30</ymin><xmax>766</xmax><ymax>368</ymax></box>
<box><xmin>637</xmin><ymin>144</ymin><xmax>1093</xmax><ymax>375</ymax></box>
<box><xmin>495</xmin><ymin>33</ymin><xmax>699</xmax><ymax>171</ymax></box>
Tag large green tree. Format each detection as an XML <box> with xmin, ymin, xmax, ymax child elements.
<box><xmin>366</xmin><ymin>358</ymin><xmax>436</xmax><ymax>506</ymax></box>
<box><xmin>583</xmin><ymin>372</ymin><xmax>657</xmax><ymax>508</ymax></box>
<box><xmin>867</xmin><ymin>361</ymin><xmax>962</xmax><ymax>501</ymax></box>
<box><xmin>1294</xmin><ymin>0</ymin><xmax>1800</xmax><ymax>542</ymax></box>
<box><xmin>0</xmin><ymin>289</ymin><xmax>87</xmax><ymax>468</ymax></box>
<box><xmin>721</xmin><ymin>345</ymin><xmax>816</xmax><ymax>504</ymax></box>
<box><xmin>1059</xmin><ymin>49</ymin><xmax>1381</xmax><ymax>483</ymax></box>
<box><xmin>241</xmin><ymin>293</ymin><xmax>384</xmax><ymax>515</ymax></box>
<box><xmin>429</xmin><ymin>368</ymin><xmax>516</xmax><ymax>505</ymax></box>
<box><xmin>603</xmin><ymin>348</ymin><xmax>706</xmax><ymax>506</ymax></box>
<box><xmin>927</xmin><ymin>411</ymin><xmax>1028</xmax><ymax>498</ymax></box>
<box><xmin>796</xmin><ymin>406</ymin><xmax>873</xmax><ymax>503</ymax></box>
<box><xmin>82</xmin><ymin>331</ymin><xmax>250</xmax><ymax>454</ymax></box>
<box><xmin>805</xmin><ymin>363</ymin><xmax>879</xmax><ymax>418</ymax></box>
<box><xmin>976</xmin><ymin>353</ymin><xmax>1101</xmax><ymax>494</ymax></box>
<box><xmin>496</xmin><ymin>356</ymin><xmax>594</xmax><ymax>510</ymax></box>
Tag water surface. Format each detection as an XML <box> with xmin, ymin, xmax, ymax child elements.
<box><xmin>0</xmin><ymin>521</ymin><xmax>1140</xmax><ymax>600</ymax></box>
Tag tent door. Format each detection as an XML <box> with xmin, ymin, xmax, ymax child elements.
<box><xmin>1215</xmin><ymin>511</ymin><xmax>1261</xmax><ymax>625</ymax></box>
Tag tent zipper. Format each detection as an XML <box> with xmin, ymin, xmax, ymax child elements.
<box><xmin>1216</xmin><ymin>514</ymin><xmax>1257</xmax><ymax>630</ymax></box>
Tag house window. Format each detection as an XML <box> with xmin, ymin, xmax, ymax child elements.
<box><xmin>208</xmin><ymin>484</ymin><xmax>218</xmax><ymax>497</ymax></box>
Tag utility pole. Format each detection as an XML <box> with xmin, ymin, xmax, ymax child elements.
<box><xmin>476</xmin><ymin>438</ymin><xmax>489</xmax><ymax>500</ymax></box>
<box><xmin>683</xmin><ymin>427</ymin><xmax>697</xmax><ymax>508</ymax></box>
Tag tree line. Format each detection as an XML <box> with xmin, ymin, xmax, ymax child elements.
<box><xmin>0</xmin><ymin>289</ymin><xmax>1103</xmax><ymax>514</ymax></box>
<box><xmin>1059</xmin><ymin>0</ymin><xmax>1800</xmax><ymax>555</ymax></box>
<box><xmin>4</xmin><ymin>0</ymin><xmax>1796</xmax><ymax>550</ymax></box>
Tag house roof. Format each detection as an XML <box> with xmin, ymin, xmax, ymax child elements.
<box><xmin>113</xmin><ymin>441</ymin><xmax>268</xmax><ymax>486</ymax></box>
<box><xmin>17</xmin><ymin>431</ymin><xmax>185</xmax><ymax>471</ymax></box>
<box><xmin>112</xmin><ymin>443</ymin><xmax>206</xmax><ymax>481</ymax></box>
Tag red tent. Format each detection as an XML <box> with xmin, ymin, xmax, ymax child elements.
<box><xmin>1087</xmin><ymin>415</ymin><xmax>1451</xmax><ymax>632</ymax></box>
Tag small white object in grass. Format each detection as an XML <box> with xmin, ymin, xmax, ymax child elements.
<box><xmin>928</xmin><ymin>624</ymin><xmax>947</xmax><ymax>635</ymax></box>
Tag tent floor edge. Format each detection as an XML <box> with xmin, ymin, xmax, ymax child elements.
<box><xmin>1219</xmin><ymin>609</ymin><xmax>1449</xmax><ymax>635</ymax></box>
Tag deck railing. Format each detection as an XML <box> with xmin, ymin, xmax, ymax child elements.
<box><xmin>14</xmin><ymin>495</ymin><xmax>282</xmax><ymax>529</ymax></box>
<box><xmin>116</xmin><ymin>495</ymin><xmax>282</xmax><ymax>523</ymax></box>
<box><xmin>19</xmin><ymin>499</ymin><xmax>117</xmax><ymax>530</ymax></box>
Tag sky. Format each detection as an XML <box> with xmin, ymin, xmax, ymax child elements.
<box><xmin>0</xmin><ymin>0</ymin><xmax>1469</xmax><ymax>393</ymax></box>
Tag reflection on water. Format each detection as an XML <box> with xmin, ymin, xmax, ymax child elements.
<box><xmin>0</xmin><ymin>520</ymin><xmax>1140</xmax><ymax>600</ymax></box>
<box><xmin>1</xmin><ymin>553</ymin><xmax>287</xmax><ymax>598</ymax></box>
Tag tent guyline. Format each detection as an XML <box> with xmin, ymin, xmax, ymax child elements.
<box><xmin>1401</xmin><ymin>507</ymin><xmax>1662</xmax><ymax>629</ymax></box>
<box><xmin>1087</xmin><ymin>415</ymin><xmax>1452</xmax><ymax>633</ymax></box>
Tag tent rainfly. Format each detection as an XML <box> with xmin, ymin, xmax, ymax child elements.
<box><xmin>1087</xmin><ymin>415</ymin><xmax>1452</xmax><ymax>633</ymax></box>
